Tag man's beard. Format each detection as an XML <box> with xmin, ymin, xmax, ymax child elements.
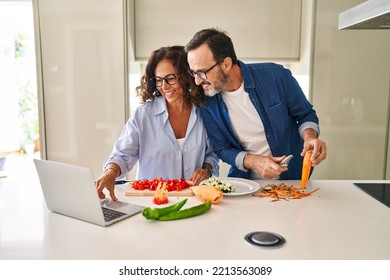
<box><xmin>202</xmin><ymin>70</ymin><xmax>229</xmax><ymax>97</ymax></box>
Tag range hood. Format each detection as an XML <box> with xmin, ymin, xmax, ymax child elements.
<box><xmin>339</xmin><ymin>0</ymin><xmax>390</xmax><ymax>29</ymax></box>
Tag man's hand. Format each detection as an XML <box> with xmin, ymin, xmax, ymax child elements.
<box><xmin>301</xmin><ymin>129</ymin><xmax>327</xmax><ymax>166</ymax></box>
<box><xmin>244</xmin><ymin>154</ymin><xmax>288</xmax><ymax>179</ymax></box>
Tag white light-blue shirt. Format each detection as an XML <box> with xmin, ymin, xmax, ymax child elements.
<box><xmin>104</xmin><ymin>97</ymin><xmax>219</xmax><ymax>180</ymax></box>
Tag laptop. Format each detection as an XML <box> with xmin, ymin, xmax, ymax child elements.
<box><xmin>34</xmin><ymin>159</ymin><xmax>143</xmax><ymax>226</ymax></box>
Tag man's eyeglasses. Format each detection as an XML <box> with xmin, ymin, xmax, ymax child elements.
<box><xmin>188</xmin><ymin>61</ymin><xmax>221</xmax><ymax>80</ymax></box>
<box><xmin>150</xmin><ymin>73</ymin><xmax>181</xmax><ymax>88</ymax></box>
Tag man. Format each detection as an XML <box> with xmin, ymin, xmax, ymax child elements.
<box><xmin>185</xmin><ymin>28</ymin><xmax>327</xmax><ymax>180</ymax></box>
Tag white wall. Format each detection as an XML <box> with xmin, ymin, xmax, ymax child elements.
<box><xmin>132</xmin><ymin>0</ymin><xmax>302</xmax><ymax>62</ymax></box>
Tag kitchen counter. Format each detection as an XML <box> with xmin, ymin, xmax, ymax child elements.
<box><xmin>0</xmin><ymin>157</ymin><xmax>389</xmax><ymax>260</ymax></box>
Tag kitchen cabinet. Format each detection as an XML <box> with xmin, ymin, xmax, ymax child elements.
<box><xmin>310</xmin><ymin>0</ymin><xmax>390</xmax><ymax>179</ymax></box>
<box><xmin>33</xmin><ymin>0</ymin><xmax>128</xmax><ymax>176</ymax></box>
<box><xmin>132</xmin><ymin>0</ymin><xmax>302</xmax><ymax>61</ymax></box>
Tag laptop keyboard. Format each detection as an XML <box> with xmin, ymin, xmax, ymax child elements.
<box><xmin>102</xmin><ymin>207</ymin><xmax>126</xmax><ymax>222</ymax></box>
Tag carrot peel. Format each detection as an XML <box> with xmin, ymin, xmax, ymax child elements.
<box><xmin>253</xmin><ymin>183</ymin><xmax>319</xmax><ymax>201</ymax></box>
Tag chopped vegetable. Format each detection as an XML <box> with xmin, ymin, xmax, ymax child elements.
<box><xmin>132</xmin><ymin>178</ymin><xmax>191</xmax><ymax>192</ymax></box>
<box><xmin>142</xmin><ymin>199</ymin><xmax>188</xmax><ymax>220</ymax></box>
<box><xmin>301</xmin><ymin>150</ymin><xmax>313</xmax><ymax>188</ymax></box>
<box><xmin>158</xmin><ymin>201</ymin><xmax>212</xmax><ymax>221</ymax></box>
<box><xmin>190</xmin><ymin>185</ymin><xmax>223</xmax><ymax>204</ymax></box>
<box><xmin>253</xmin><ymin>183</ymin><xmax>319</xmax><ymax>202</ymax></box>
<box><xmin>153</xmin><ymin>182</ymin><xmax>168</xmax><ymax>205</ymax></box>
<box><xmin>263</xmin><ymin>185</ymin><xmax>272</xmax><ymax>191</ymax></box>
<box><xmin>201</xmin><ymin>177</ymin><xmax>235</xmax><ymax>193</ymax></box>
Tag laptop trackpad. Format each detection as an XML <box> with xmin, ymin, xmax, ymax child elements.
<box><xmin>101</xmin><ymin>199</ymin><xmax>143</xmax><ymax>214</ymax></box>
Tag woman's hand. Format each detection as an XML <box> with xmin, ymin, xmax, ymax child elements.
<box><xmin>190</xmin><ymin>167</ymin><xmax>210</xmax><ymax>186</ymax></box>
<box><xmin>95</xmin><ymin>169</ymin><xmax>118</xmax><ymax>201</ymax></box>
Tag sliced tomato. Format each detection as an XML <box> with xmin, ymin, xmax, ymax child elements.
<box><xmin>132</xmin><ymin>178</ymin><xmax>191</xmax><ymax>192</ymax></box>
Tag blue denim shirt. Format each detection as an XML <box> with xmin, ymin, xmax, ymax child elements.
<box><xmin>104</xmin><ymin>96</ymin><xmax>219</xmax><ymax>180</ymax></box>
<box><xmin>200</xmin><ymin>61</ymin><xmax>319</xmax><ymax>180</ymax></box>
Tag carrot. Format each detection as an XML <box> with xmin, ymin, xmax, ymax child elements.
<box><xmin>301</xmin><ymin>150</ymin><xmax>312</xmax><ymax>188</ymax></box>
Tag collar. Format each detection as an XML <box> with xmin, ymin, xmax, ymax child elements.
<box><xmin>238</xmin><ymin>60</ymin><xmax>255</xmax><ymax>90</ymax></box>
<box><xmin>150</xmin><ymin>96</ymin><xmax>167</xmax><ymax>116</ymax></box>
<box><xmin>150</xmin><ymin>96</ymin><xmax>197</xmax><ymax>116</ymax></box>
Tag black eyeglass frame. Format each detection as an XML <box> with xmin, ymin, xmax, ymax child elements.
<box><xmin>150</xmin><ymin>73</ymin><xmax>181</xmax><ymax>88</ymax></box>
<box><xmin>188</xmin><ymin>61</ymin><xmax>221</xmax><ymax>80</ymax></box>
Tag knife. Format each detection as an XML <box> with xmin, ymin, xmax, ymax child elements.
<box><xmin>115</xmin><ymin>180</ymin><xmax>135</xmax><ymax>184</ymax></box>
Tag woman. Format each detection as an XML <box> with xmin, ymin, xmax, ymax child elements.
<box><xmin>96</xmin><ymin>46</ymin><xmax>219</xmax><ymax>200</ymax></box>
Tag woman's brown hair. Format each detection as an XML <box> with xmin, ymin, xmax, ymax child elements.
<box><xmin>136</xmin><ymin>46</ymin><xmax>205</xmax><ymax>107</ymax></box>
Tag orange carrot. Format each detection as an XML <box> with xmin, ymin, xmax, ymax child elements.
<box><xmin>301</xmin><ymin>150</ymin><xmax>312</xmax><ymax>188</ymax></box>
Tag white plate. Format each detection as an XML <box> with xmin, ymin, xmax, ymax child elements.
<box><xmin>201</xmin><ymin>177</ymin><xmax>260</xmax><ymax>196</ymax></box>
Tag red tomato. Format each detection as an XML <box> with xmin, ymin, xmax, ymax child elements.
<box><xmin>132</xmin><ymin>178</ymin><xmax>191</xmax><ymax>192</ymax></box>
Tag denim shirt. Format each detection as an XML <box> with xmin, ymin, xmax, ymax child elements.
<box><xmin>104</xmin><ymin>96</ymin><xmax>219</xmax><ymax>180</ymax></box>
<box><xmin>200</xmin><ymin>61</ymin><xmax>319</xmax><ymax>180</ymax></box>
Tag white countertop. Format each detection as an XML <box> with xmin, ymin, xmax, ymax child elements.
<box><xmin>0</xmin><ymin>156</ymin><xmax>389</xmax><ymax>260</ymax></box>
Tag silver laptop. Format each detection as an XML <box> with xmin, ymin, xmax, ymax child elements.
<box><xmin>34</xmin><ymin>159</ymin><xmax>143</xmax><ymax>226</ymax></box>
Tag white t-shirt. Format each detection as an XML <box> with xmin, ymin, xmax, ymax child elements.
<box><xmin>177</xmin><ymin>137</ymin><xmax>185</xmax><ymax>153</ymax></box>
<box><xmin>222</xmin><ymin>82</ymin><xmax>272</xmax><ymax>179</ymax></box>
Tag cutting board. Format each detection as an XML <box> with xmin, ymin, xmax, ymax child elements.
<box><xmin>124</xmin><ymin>187</ymin><xmax>194</xmax><ymax>196</ymax></box>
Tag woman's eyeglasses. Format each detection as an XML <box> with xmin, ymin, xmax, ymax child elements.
<box><xmin>188</xmin><ymin>61</ymin><xmax>221</xmax><ymax>80</ymax></box>
<box><xmin>150</xmin><ymin>73</ymin><xmax>181</xmax><ymax>88</ymax></box>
